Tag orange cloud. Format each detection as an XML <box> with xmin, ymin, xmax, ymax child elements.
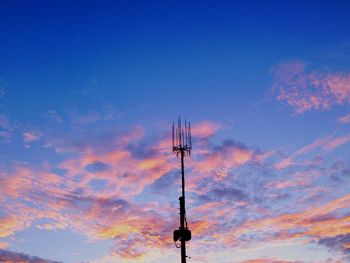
<box><xmin>0</xmin><ymin>241</ymin><xmax>8</xmax><ymax>249</ymax></box>
<box><xmin>228</xmin><ymin>193</ymin><xmax>350</xmax><ymax>245</ymax></box>
<box><xmin>343</xmin><ymin>243</ymin><xmax>350</xmax><ymax>249</ymax></box>
<box><xmin>190</xmin><ymin>220</ymin><xmax>213</xmax><ymax>236</ymax></box>
<box><xmin>0</xmin><ymin>215</ymin><xmax>29</xmax><ymax>239</ymax></box>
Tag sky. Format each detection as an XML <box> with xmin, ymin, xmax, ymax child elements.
<box><xmin>0</xmin><ymin>1</ymin><xmax>350</xmax><ymax>262</ymax></box>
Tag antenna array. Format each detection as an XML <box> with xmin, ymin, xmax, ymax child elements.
<box><xmin>172</xmin><ymin>118</ymin><xmax>192</xmax><ymax>156</ymax></box>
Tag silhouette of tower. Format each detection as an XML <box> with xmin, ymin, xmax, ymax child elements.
<box><xmin>172</xmin><ymin>117</ymin><xmax>192</xmax><ymax>263</ymax></box>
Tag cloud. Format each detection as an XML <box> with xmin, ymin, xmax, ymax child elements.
<box><xmin>23</xmin><ymin>131</ymin><xmax>41</xmax><ymax>143</ymax></box>
<box><xmin>322</xmin><ymin>134</ymin><xmax>350</xmax><ymax>151</ymax></box>
<box><xmin>265</xmin><ymin>170</ymin><xmax>320</xmax><ymax>190</ymax></box>
<box><xmin>47</xmin><ymin>110</ymin><xmax>63</xmax><ymax>124</ymax></box>
<box><xmin>191</xmin><ymin>121</ymin><xmax>221</xmax><ymax>138</ymax></box>
<box><xmin>194</xmin><ymin>140</ymin><xmax>255</xmax><ymax>176</ymax></box>
<box><xmin>238</xmin><ymin>259</ymin><xmax>302</xmax><ymax>263</ymax></box>
<box><xmin>0</xmin><ymin>120</ymin><xmax>250</xmax><ymax>259</ymax></box>
<box><xmin>0</xmin><ymin>158</ymin><xmax>174</xmax><ymax>258</ymax></box>
<box><xmin>0</xmin><ymin>115</ymin><xmax>13</xmax><ymax>143</ymax></box>
<box><xmin>0</xmin><ymin>249</ymin><xmax>61</xmax><ymax>263</ymax></box>
<box><xmin>319</xmin><ymin>234</ymin><xmax>350</xmax><ymax>255</ymax></box>
<box><xmin>0</xmin><ymin>131</ymin><xmax>12</xmax><ymax>143</ymax></box>
<box><xmin>228</xmin><ymin>193</ymin><xmax>350</xmax><ymax>249</ymax></box>
<box><xmin>0</xmin><ymin>115</ymin><xmax>9</xmax><ymax>129</ymax></box>
<box><xmin>208</xmin><ymin>185</ymin><xmax>249</xmax><ymax>202</ymax></box>
<box><xmin>274</xmin><ymin>134</ymin><xmax>350</xmax><ymax>170</ymax></box>
<box><xmin>338</xmin><ymin>113</ymin><xmax>350</xmax><ymax>124</ymax></box>
<box><xmin>1</xmin><ymin>118</ymin><xmax>350</xmax><ymax>261</ymax></box>
<box><xmin>0</xmin><ymin>216</ymin><xmax>21</xmax><ymax>238</ymax></box>
<box><xmin>0</xmin><ymin>241</ymin><xmax>7</xmax><ymax>249</ymax></box>
<box><xmin>271</xmin><ymin>61</ymin><xmax>350</xmax><ymax>113</ymax></box>
<box><xmin>69</xmin><ymin>106</ymin><xmax>122</xmax><ymax>126</ymax></box>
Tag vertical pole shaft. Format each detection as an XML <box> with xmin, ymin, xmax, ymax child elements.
<box><xmin>180</xmin><ymin>150</ymin><xmax>186</xmax><ymax>263</ymax></box>
<box><xmin>181</xmin><ymin>150</ymin><xmax>185</xmax><ymax>200</ymax></box>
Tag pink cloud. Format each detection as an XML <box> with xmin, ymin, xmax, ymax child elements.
<box><xmin>322</xmin><ymin>134</ymin><xmax>350</xmax><ymax>151</ymax></box>
<box><xmin>23</xmin><ymin>131</ymin><xmax>41</xmax><ymax>143</ymax></box>
<box><xmin>266</xmin><ymin>170</ymin><xmax>321</xmax><ymax>190</ymax></box>
<box><xmin>194</xmin><ymin>142</ymin><xmax>254</xmax><ymax>175</ymax></box>
<box><xmin>271</xmin><ymin>61</ymin><xmax>350</xmax><ymax>113</ymax></box>
<box><xmin>274</xmin><ymin>157</ymin><xmax>293</xmax><ymax>170</ymax></box>
<box><xmin>191</xmin><ymin>121</ymin><xmax>220</xmax><ymax>138</ymax></box>
<box><xmin>327</xmin><ymin>74</ymin><xmax>350</xmax><ymax>104</ymax></box>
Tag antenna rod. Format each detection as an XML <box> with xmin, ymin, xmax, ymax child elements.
<box><xmin>185</xmin><ymin>120</ymin><xmax>188</xmax><ymax>147</ymax></box>
<box><xmin>189</xmin><ymin>122</ymin><xmax>192</xmax><ymax>148</ymax></box>
<box><xmin>172</xmin><ymin>122</ymin><xmax>175</xmax><ymax>148</ymax></box>
<box><xmin>176</xmin><ymin>127</ymin><xmax>178</xmax><ymax>147</ymax></box>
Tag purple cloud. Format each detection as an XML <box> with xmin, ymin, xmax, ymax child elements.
<box><xmin>0</xmin><ymin>249</ymin><xmax>61</xmax><ymax>263</ymax></box>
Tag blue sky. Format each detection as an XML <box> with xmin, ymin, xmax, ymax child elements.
<box><xmin>1</xmin><ymin>1</ymin><xmax>350</xmax><ymax>262</ymax></box>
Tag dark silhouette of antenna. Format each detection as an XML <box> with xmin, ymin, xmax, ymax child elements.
<box><xmin>172</xmin><ymin>117</ymin><xmax>192</xmax><ymax>263</ymax></box>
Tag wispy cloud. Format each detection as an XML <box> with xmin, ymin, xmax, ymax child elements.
<box><xmin>271</xmin><ymin>61</ymin><xmax>350</xmax><ymax>113</ymax></box>
<box><xmin>338</xmin><ymin>113</ymin><xmax>350</xmax><ymax>124</ymax></box>
<box><xmin>23</xmin><ymin>131</ymin><xmax>41</xmax><ymax>143</ymax></box>
<box><xmin>0</xmin><ymin>114</ymin><xmax>14</xmax><ymax>143</ymax></box>
<box><xmin>69</xmin><ymin>105</ymin><xmax>122</xmax><ymax>126</ymax></box>
<box><xmin>274</xmin><ymin>134</ymin><xmax>350</xmax><ymax>170</ymax></box>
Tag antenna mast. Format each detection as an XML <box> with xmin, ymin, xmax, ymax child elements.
<box><xmin>172</xmin><ymin>117</ymin><xmax>192</xmax><ymax>263</ymax></box>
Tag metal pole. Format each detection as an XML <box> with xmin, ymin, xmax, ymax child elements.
<box><xmin>179</xmin><ymin>197</ymin><xmax>186</xmax><ymax>263</ymax></box>
<box><xmin>180</xmin><ymin>150</ymin><xmax>186</xmax><ymax>263</ymax></box>
<box><xmin>181</xmin><ymin>150</ymin><xmax>185</xmax><ymax>200</ymax></box>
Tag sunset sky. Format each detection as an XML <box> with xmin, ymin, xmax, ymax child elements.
<box><xmin>1</xmin><ymin>1</ymin><xmax>350</xmax><ymax>262</ymax></box>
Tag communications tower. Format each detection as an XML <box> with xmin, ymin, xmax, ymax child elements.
<box><xmin>172</xmin><ymin>117</ymin><xmax>192</xmax><ymax>263</ymax></box>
